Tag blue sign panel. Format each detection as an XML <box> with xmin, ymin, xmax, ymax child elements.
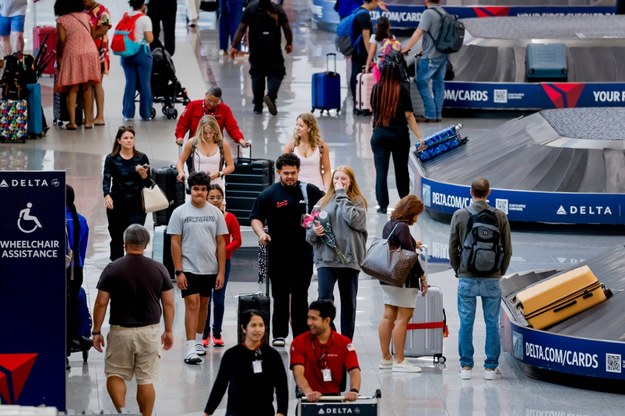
<box><xmin>0</xmin><ymin>172</ymin><xmax>66</xmax><ymax>410</ymax></box>
<box><xmin>420</xmin><ymin>177</ymin><xmax>624</xmax><ymax>225</ymax></box>
<box><xmin>310</xmin><ymin>1</ymin><xmax>613</xmax><ymax>30</ymax></box>
<box><xmin>444</xmin><ymin>82</ymin><xmax>625</xmax><ymax>110</ymax></box>
<box><xmin>501</xmin><ymin>304</ymin><xmax>625</xmax><ymax>379</ymax></box>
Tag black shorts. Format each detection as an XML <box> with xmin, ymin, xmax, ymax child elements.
<box><xmin>181</xmin><ymin>272</ymin><xmax>217</xmax><ymax>298</ymax></box>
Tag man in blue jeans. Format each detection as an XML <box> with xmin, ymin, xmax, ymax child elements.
<box><xmin>401</xmin><ymin>0</ymin><xmax>448</xmax><ymax>123</ymax></box>
<box><xmin>448</xmin><ymin>177</ymin><xmax>512</xmax><ymax>380</ymax></box>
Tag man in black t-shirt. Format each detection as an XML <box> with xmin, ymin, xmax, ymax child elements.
<box><xmin>229</xmin><ymin>0</ymin><xmax>293</xmax><ymax>116</ymax></box>
<box><xmin>350</xmin><ymin>0</ymin><xmax>381</xmax><ymax>110</ymax></box>
<box><xmin>251</xmin><ymin>153</ymin><xmax>324</xmax><ymax>347</ymax></box>
<box><xmin>92</xmin><ymin>224</ymin><xmax>174</xmax><ymax>416</ymax></box>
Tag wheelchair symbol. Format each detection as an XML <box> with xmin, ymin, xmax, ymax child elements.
<box><xmin>17</xmin><ymin>203</ymin><xmax>43</xmax><ymax>234</ymax></box>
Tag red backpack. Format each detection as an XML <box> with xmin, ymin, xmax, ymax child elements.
<box><xmin>110</xmin><ymin>13</ymin><xmax>144</xmax><ymax>57</ymax></box>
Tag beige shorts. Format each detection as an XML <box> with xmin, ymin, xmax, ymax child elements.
<box><xmin>105</xmin><ymin>324</ymin><xmax>162</xmax><ymax>385</ymax></box>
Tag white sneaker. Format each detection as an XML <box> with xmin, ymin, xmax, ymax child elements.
<box><xmin>184</xmin><ymin>351</ymin><xmax>202</xmax><ymax>364</ymax></box>
<box><xmin>392</xmin><ymin>359</ymin><xmax>422</xmax><ymax>373</ymax></box>
<box><xmin>379</xmin><ymin>357</ymin><xmax>393</xmax><ymax>370</ymax></box>
<box><xmin>484</xmin><ymin>368</ymin><xmax>503</xmax><ymax>380</ymax></box>
<box><xmin>459</xmin><ymin>367</ymin><xmax>472</xmax><ymax>380</ymax></box>
<box><xmin>194</xmin><ymin>343</ymin><xmax>206</xmax><ymax>356</ymax></box>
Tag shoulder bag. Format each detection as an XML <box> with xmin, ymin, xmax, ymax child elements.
<box><xmin>142</xmin><ymin>178</ymin><xmax>170</xmax><ymax>213</ymax></box>
<box><xmin>360</xmin><ymin>223</ymin><xmax>418</xmax><ymax>287</ymax></box>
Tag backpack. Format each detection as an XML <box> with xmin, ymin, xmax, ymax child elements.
<box><xmin>460</xmin><ymin>206</ymin><xmax>504</xmax><ymax>275</ymax></box>
<box><xmin>335</xmin><ymin>0</ymin><xmax>363</xmax><ymax>20</ymax></box>
<box><xmin>335</xmin><ymin>7</ymin><xmax>368</xmax><ymax>56</ymax></box>
<box><xmin>377</xmin><ymin>39</ymin><xmax>410</xmax><ymax>83</ymax></box>
<box><xmin>110</xmin><ymin>13</ymin><xmax>144</xmax><ymax>57</ymax></box>
<box><xmin>1</xmin><ymin>54</ymin><xmax>27</xmax><ymax>100</ymax></box>
<box><xmin>427</xmin><ymin>8</ymin><xmax>465</xmax><ymax>54</ymax></box>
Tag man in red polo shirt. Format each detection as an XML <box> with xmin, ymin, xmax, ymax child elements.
<box><xmin>290</xmin><ymin>300</ymin><xmax>361</xmax><ymax>402</ymax></box>
<box><xmin>174</xmin><ymin>86</ymin><xmax>249</xmax><ymax>147</ymax></box>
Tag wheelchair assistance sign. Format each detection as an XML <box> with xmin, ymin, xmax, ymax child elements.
<box><xmin>0</xmin><ymin>171</ymin><xmax>66</xmax><ymax>410</ymax></box>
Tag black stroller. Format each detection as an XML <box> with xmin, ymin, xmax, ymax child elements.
<box><xmin>141</xmin><ymin>39</ymin><xmax>190</xmax><ymax>119</ymax></box>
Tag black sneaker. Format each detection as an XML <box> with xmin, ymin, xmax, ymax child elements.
<box><xmin>264</xmin><ymin>96</ymin><xmax>277</xmax><ymax>116</ymax></box>
<box><xmin>253</xmin><ymin>108</ymin><xmax>263</xmax><ymax>115</ymax></box>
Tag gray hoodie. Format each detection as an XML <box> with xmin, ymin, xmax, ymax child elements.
<box><xmin>305</xmin><ymin>189</ymin><xmax>368</xmax><ymax>271</ymax></box>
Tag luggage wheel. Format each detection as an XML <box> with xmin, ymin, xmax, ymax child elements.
<box><xmin>434</xmin><ymin>354</ymin><xmax>446</xmax><ymax>364</ymax></box>
<box><xmin>151</xmin><ymin>107</ymin><xmax>157</xmax><ymax>119</ymax></box>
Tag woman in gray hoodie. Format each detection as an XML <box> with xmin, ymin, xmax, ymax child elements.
<box><xmin>306</xmin><ymin>166</ymin><xmax>368</xmax><ymax>341</ymax></box>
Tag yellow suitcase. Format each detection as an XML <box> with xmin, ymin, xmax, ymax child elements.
<box><xmin>512</xmin><ymin>265</ymin><xmax>607</xmax><ymax>330</ymax></box>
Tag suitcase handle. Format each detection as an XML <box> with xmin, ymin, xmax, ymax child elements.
<box><xmin>553</xmin><ymin>299</ymin><xmax>578</xmax><ymax>313</ymax></box>
<box><xmin>326</xmin><ymin>53</ymin><xmax>337</xmax><ymax>74</ymax></box>
<box><xmin>237</xmin><ymin>142</ymin><xmax>252</xmax><ymax>161</ymax></box>
<box><xmin>297</xmin><ymin>389</ymin><xmax>381</xmax><ymax>401</ymax></box>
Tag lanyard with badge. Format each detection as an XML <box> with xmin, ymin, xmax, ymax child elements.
<box><xmin>252</xmin><ymin>347</ymin><xmax>263</xmax><ymax>374</ymax></box>
<box><xmin>312</xmin><ymin>333</ymin><xmax>333</xmax><ymax>382</ymax></box>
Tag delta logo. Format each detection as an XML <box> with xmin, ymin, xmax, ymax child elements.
<box><xmin>542</xmin><ymin>83</ymin><xmax>585</xmax><ymax>108</ymax></box>
<box><xmin>0</xmin><ymin>353</ymin><xmax>37</xmax><ymax>404</ymax></box>
<box><xmin>472</xmin><ymin>7</ymin><xmax>510</xmax><ymax>18</ymax></box>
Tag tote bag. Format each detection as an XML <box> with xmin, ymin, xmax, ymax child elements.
<box><xmin>142</xmin><ymin>180</ymin><xmax>170</xmax><ymax>213</ymax></box>
<box><xmin>360</xmin><ymin>224</ymin><xmax>418</xmax><ymax>287</ymax></box>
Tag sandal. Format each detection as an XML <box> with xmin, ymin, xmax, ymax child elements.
<box><xmin>65</xmin><ymin>125</ymin><xmax>77</xmax><ymax>130</ymax></box>
<box><xmin>84</xmin><ymin>124</ymin><xmax>94</xmax><ymax>129</ymax></box>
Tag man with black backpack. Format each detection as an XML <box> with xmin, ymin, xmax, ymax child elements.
<box><xmin>449</xmin><ymin>177</ymin><xmax>512</xmax><ymax>381</ymax></box>
<box><xmin>402</xmin><ymin>0</ymin><xmax>464</xmax><ymax>123</ymax></box>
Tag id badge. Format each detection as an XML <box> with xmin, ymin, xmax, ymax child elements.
<box><xmin>322</xmin><ymin>368</ymin><xmax>332</xmax><ymax>382</ymax></box>
<box><xmin>253</xmin><ymin>360</ymin><xmax>263</xmax><ymax>374</ymax></box>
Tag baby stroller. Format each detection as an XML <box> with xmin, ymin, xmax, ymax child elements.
<box><xmin>142</xmin><ymin>39</ymin><xmax>190</xmax><ymax>119</ymax></box>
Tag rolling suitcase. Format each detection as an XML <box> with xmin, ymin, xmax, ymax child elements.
<box><xmin>0</xmin><ymin>99</ymin><xmax>28</xmax><ymax>143</ymax></box>
<box><xmin>297</xmin><ymin>390</ymin><xmax>381</xmax><ymax>416</ymax></box>
<box><xmin>32</xmin><ymin>26</ymin><xmax>57</xmax><ymax>76</ymax></box>
<box><xmin>355</xmin><ymin>71</ymin><xmax>375</xmax><ymax>116</ymax></box>
<box><xmin>26</xmin><ymin>83</ymin><xmax>44</xmax><ymax>138</ymax></box>
<box><xmin>512</xmin><ymin>265</ymin><xmax>609</xmax><ymax>330</ymax></box>
<box><xmin>152</xmin><ymin>225</ymin><xmax>175</xmax><ymax>279</ymax></box>
<box><xmin>151</xmin><ymin>165</ymin><xmax>185</xmax><ymax>226</ymax></box>
<box><xmin>226</xmin><ymin>144</ymin><xmax>274</xmax><ymax>226</ymax></box>
<box><xmin>70</xmin><ymin>287</ymin><xmax>93</xmax><ymax>362</ymax></box>
<box><xmin>416</xmin><ymin>124</ymin><xmax>468</xmax><ymax>162</ymax></box>
<box><xmin>53</xmin><ymin>86</ymin><xmax>84</xmax><ymax>127</ymax></box>
<box><xmin>237</xmin><ymin>245</ymin><xmax>271</xmax><ymax>345</ymax></box>
<box><xmin>311</xmin><ymin>53</ymin><xmax>341</xmax><ymax>115</ymax></box>
<box><xmin>525</xmin><ymin>43</ymin><xmax>568</xmax><ymax>81</ymax></box>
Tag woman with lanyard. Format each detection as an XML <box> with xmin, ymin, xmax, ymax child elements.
<box><xmin>203</xmin><ymin>309</ymin><xmax>288</xmax><ymax>416</ymax></box>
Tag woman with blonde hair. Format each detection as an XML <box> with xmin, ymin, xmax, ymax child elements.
<box><xmin>283</xmin><ymin>112</ymin><xmax>331</xmax><ymax>191</ymax></box>
<box><xmin>176</xmin><ymin>115</ymin><xmax>234</xmax><ymax>192</ymax></box>
<box><xmin>378</xmin><ymin>194</ymin><xmax>428</xmax><ymax>373</ymax></box>
<box><xmin>305</xmin><ymin>166</ymin><xmax>367</xmax><ymax>340</ymax></box>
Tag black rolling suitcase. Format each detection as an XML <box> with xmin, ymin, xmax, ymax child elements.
<box><xmin>152</xmin><ymin>225</ymin><xmax>175</xmax><ymax>279</ymax></box>
<box><xmin>237</xmin><ymin>245</ymin><xmax>271</xmax><ymax>344</ymax></box>
<box><xmin>226</xmin><ymin>144</ymin><xmax>274</xmax><ymax>226</ymax></box>
<box><xmin>151</xmin><ymin>165</ymin><xmax>185</xmax><ymax>226</ymax></box>
<box><xmin>53</xmin><ymin>72</ymin><xmax>83</xmax><ymax>127</ymax></box>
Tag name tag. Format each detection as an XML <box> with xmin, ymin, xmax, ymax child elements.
<box><xmin>253</xmin><ymin>360</ymin><xmax>263</xmax><ymax>374</ymax></box>
<box><xmin>322</xmin><ymin>368</ymin><xmax>332</xmax><ymax>382</ymax></box>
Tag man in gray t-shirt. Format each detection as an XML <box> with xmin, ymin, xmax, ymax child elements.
<box><xmin>168</xmin><ymin>171</ymin><xmax>227</xmax><ymax>364</ymax></box>
<box><xmin>402</xmin><ymin>0</ymin><xmax>448</xmax><ymax>123</ymax></box>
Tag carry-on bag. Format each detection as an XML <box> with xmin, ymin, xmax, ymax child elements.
<box><xmin>311</xmin><ymin>53</ymin><xmax>341</xmax><ymax>115</ymax></box>
<box><xmin>355</xmin><ymin>71</ymin><xmax>375</xmax><ymax>116</ymax></box>
<box><xmin>237</xmin><ymin>244</ymin><xmax>271</xmax><ymax>345</ymax></box>
<box><xmin>70</xmin><ymin>286</ymin><xmax>93</xmax><ymax>362</ymax></box>
<box><xmin>416</xmin><ymin>124</ymin><xmax>468</xmax><ymax>162</ymax></box>
<box><xmin>0</xmin><ymin>99</ymin><xmax>28</xmax><ymax>143</ymax></box>
<box><xmin>512</xmin><ymin>265</ymin><xmax>609</xmax><ymax>330</ymax></box>
<box><xmin>225</xmin><ymin>144</ymin><xmax>274</xmax><ymax>226</ymax></box>
<box><xmin>297</xmin><ymin>390</ymin><xmax>381</xmax><ymax>416</ymax></box>
<box><xmin>525</xmin><ymin>43</ymin><xmax>568</xmax><ymax>81</ymax></box>
<box><xmin>151</xmin><ymin>165</ymin><xmax>185</xmax><ymax>226</ymax></box>
<box><xmin>152</xmin><ymin>225</ymin><xmax>175</xmax><ymax>280</ymax></box>
<box><xmin>26</xmin><ymin>83</ymin><xmax>44</xmax><ymax>138</ymax></box>
<box><xmin>53</xmin><ymin>72</ymin><xmax>84</xmax><ymax>127</ymax></box>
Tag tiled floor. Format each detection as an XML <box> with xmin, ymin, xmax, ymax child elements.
<box><xmin>9</xmin><ymin>0</ymin><xmax>625</xmax><ymax>414</ymax></box>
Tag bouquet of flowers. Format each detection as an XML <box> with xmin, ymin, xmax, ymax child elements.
<box><xmin>302</xmin><ymin>211</ymin><xmax>349</xmax><ymax>264</ymax></box>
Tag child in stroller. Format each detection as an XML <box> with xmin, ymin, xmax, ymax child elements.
<box><xmin>143</xmin><ymin>39</ymin><xmax>190</xmax><ymax>119</ymax></box>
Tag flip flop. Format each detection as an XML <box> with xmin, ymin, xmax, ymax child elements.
<box><xmin>84</xmin><ymin>124</ymin><xmax>94</xmax><ymax>129</ymax></box>
<box><xmin>65</xmin><ymin>125</ymin><xmax>77</xmax><ymax>130</ymax></box>
<box><xmin>94</xmin><ymin>122</ymin><xmax>106</xmax><ymax>126</ymax></box>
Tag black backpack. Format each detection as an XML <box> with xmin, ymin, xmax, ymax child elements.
<box><xmin>1</xmin><ymin>54</ymin><xmax>28</xmax><ymax>100</ymax></box>
<box><xmin>460</xmin><ymin>206</ymin><xmax>503</xmax><ymax>275</ymax></box>
<box><xmin>427</xmin><ymin>8</ymin><xmax>465</xmax><ymax>54</ymax></box>
<box><xmin>381</xmin><ymin>49</ymin><xmax>410</xmax><ymax>83</ymax></box>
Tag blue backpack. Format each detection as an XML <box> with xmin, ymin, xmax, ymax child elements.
<box><xmin>335</xmin><ymin>0</ymin><xmax>363</xmax><ymax>20</ymax></box>
<box><xmin>335</xmin><ymin>7</ymin><xmax>368</xmax><ymax>56</ymax></box>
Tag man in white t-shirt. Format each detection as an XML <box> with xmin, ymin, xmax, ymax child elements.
<box><xmin>168</xmin><ymin>171</ymin><xmax>228</xmax><ymax>364</ymax></box>
<box><xmin>0</xmin><ymin>0</ymin><xmax>27</xmax><ymax>56</ymax></box>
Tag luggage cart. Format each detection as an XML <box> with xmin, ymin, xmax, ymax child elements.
<box><xmin>297</xmin><ymin>390</ymin><xmax>382</xmax><ymax>416</ymax></box>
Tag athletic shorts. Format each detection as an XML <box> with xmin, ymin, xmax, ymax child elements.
<box><xmin>0</xmin><ymin>15</ymin><xmax>25</xmax><ymax>36</ymax></box>
<box><xmin>104</xmin><ymin>324</ymin><xmax>161</xmax><ymax>385</ymax></box>
<box><xmin>181</xmin><ymin>272</ymin><xmax>216</xmax><ymax>298</ymax></box>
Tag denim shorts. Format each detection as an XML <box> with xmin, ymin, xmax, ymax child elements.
<box><xmin>0</xmin><ymin>15</ymin><xmax>25</xmax><ymax>36</ymax></box>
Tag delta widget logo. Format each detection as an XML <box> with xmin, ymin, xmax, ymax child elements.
<box><xmin>472</xmin><ymin>7</ymin><xmax>510</xmax><ymax>17</ymax></box>
<box><xmin>542</xmin><ymin>83</ymin><xmax>585</xmax><ymax>108</ymax></box>
<box><xmin>0</xmin><ymin>353</ymin><xmax>37</xmax><ymax>404</ymax></box>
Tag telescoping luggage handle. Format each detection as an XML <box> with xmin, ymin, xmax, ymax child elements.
<box><xmin>326</xmin><ymin>53</ymin><xmax>337</xmax><ymax>75</ymax></box>
<box><xmin>236</xmin><ymin>142</ymin><xmax>253</xmax><ymax>162</ymax></box>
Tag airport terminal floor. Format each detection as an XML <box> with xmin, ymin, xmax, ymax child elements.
<box><xmin>8</xmin><ymin>0</ymin><xmax>625</xmax><ymax>414</ymax></box>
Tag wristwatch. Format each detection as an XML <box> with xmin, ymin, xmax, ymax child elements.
<box><xmin>175</xmin><ymin>270</ymin><xmax>183</xmax><ymax>276</ymax></box>
<box><xmin>218</xmin><ymin>171</ymin><xmax>224</xmax><ymax>179</ymax></box>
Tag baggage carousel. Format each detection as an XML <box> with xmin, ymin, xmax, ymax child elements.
<box><xmin>445</xmin><ymin>15</ymin><xmax>625</xmax><ymax>109</ymax></box>
<box><xmin>408</xmin><ymin>107</ymin><xmax>625</xmax><ymax>224</ymax></box>
<box><xmin>500</xmin><ymin>244</ymin><xmax>625</xmax><ymax>390</ymax></box>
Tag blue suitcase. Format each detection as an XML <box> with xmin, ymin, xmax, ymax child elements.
<box><xmin>311</xmin><ymin>53</ymin><xmax>341</xmax><ymax>115</ymax></box>
<box><xmin>525</xmin><ymin>43</ymin><xmax>568</xmax><ymax>81</ymax></box>
<box><xmin>416</xmin><ymin>124</ymin><xmax>468</xmax><ymax>162</ymax></box>
<box><xmin>26</xmin><ymin>83</ymin><xmax>43</xmax><ymax>138</ymax></box>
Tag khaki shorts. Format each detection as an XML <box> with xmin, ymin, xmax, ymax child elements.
<box><xmin>105</xmin><ymin>324</ymin><xmax>161</xmax><ymax>385</ymax></box>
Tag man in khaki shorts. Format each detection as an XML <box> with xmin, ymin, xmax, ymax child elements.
<box><xmin>93</xmin><ymin>224</ymin><xmax>175</xmax><ymax>415</ymax></box>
